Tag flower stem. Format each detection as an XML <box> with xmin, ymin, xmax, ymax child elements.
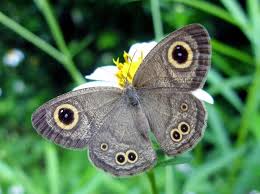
<box><xmin>150</xmin><ymin>0</ymin><xmax>163</xmax><ymax>41</ymax></box>
<box><xmin>0</xmin><ymin>11</ymin><xmax>65</xmax><ymax>65</ymax></box>
<box><xmin>146</xmin><ymin>170</ymin><xmax>158</xmax><ymax>194</ymax></box>
<box><xmin>0</xmin><ymin>10</ymin><xmax>84</xmax><ymax>85</ymax></box>
<box><xmin>35</xmin><ymin>0</ymin><xmax>85</xmax><ymax>85</ymax></box>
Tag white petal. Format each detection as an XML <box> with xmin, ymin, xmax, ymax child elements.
<box><xmin>128</xmin><ymin>41</ymin><xmax>157</xmax><ymax>62</ymax></box>
<box><xmin>192</xmin><ymin>89</ymin><xmax>214</xmax><ymax>104</ymax></box>
<box><xmin>3</xmin><ymin>49</ymin><xmax>24</xmax><ymax>67</ymax></box>
<box><xmin>73</xmin><ymin>81</ymin><xmax>120</xmax><ymax>91</ymax></box>
<box><xmin>85</xmin><ymin>66</ymin><xmax>118</xmax><ymax>83</ymax></box>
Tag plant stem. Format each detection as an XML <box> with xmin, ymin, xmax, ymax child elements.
<box><xmin>0</xmin><ymin>11</ymin><xmax>65</xmax><ymax>65</ymax></box>
<box><xmin>35</xmin><ymin>0</ymin><xmax>85</xmax><ymax>85</ymax></box>
<box><xmin>147</xmin><ymin>171</ymin><xmax>158</xmax><ymax>194</ymax></box>
<box><xmin>165</xmin><ymin>166</ymin><xmax>174</xmax><ymax>194</ymax></box>
<box><xmin>151</xmin><ymin>0</ymin><xmax>163</xmax><ymax>41</ymax></box>
<box><xmin>0</xmin><ymin>11</ymin><xmax>84</xmax><ymax>85</ymax></box>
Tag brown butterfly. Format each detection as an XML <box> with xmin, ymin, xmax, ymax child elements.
<box><xmin>32</xmin><ymin>24</ymin><xmax>211</xmax><ymax>176</ymax></box>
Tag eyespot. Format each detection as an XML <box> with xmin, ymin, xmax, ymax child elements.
<box><xmin>170</xmin><ymin>129</ymin><xmax>182</xmax><ymax>142</ymax></box>
<box><xmin>115</xmin><ymin>152</ymin><xmax>127</xmax><ymax>165</ymax></box>
<box><xmin>100</xmin><ymin>143</ymin><xmax>108</xmax><ymax>151</ymax></box>
<box><xmin>167</xmin><ymin>41</ymin><xmax>193</xmax><ymax>69</ymax></box>
<box><xmin>53</xmin><ymin>104</ymin><xmax>79</xmax><ymax>130</ymax></box>
<box><xmin>180</xmin><ymin>103</ymin><xmax>188</xmax><ymax>112</ymax></box>
<box><xmin>178</xmin><ymin>121</ymin><xmax>191</xmax><ymax>135</ymax></box>
<box><xmin>126</xmin><ymin>150</ymin><xmax>138</xmax><ymax>163</ymax></box>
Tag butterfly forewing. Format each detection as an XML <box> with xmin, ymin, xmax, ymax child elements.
<box><xmin>32</xmin><ymin>87</ymin><xmax>122</xmax><ymax>149</ymax></box>
<box><xmin>133</xmin><ymin>24</ymin><xmax>211</xmax><ymax>91</ymax></box>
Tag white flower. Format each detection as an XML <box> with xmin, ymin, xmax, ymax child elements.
<box><xmin>8</xmin><ymin>185</ymin><xmax>24</xmax><ymax>194</ymax></box>
<box><xmin>192</xmin><ymin>88</ymin><xmax>214</xmax><ymax>104</ymax></box>
<box><xmin>128</xmin><ymin>41</ymin><xmax>157</xmax><ymax>62</ymax></box>
<box><xmin>3</xmin><ymin>49</ymin><xmax>24</xmax><ymax>67</ymax></box>
<box><xmin>249</xmin><ymin>190</ymin><xmax>260</xmax><ymax>194</ymax></box>
<box><xmin>73</xmin><ymin>66</ymin><xmax>119</xmax><ymax>90</ymax></box>
<box><xmin>13</xmin><ymin>80</ymin><xmax>26</xmax><ymax>94</ymax></box>
<box><xmin>74</xmin><ymin>42</ymin><xmax>214</xmax><ymax>104</ymax></box>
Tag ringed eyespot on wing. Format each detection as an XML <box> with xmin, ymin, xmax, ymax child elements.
<box><xmin>178</xmin><ymin>121</ymin><xmax>191</xmax><ymax>135</ymax></box>
<box><xmin>100</xmin><ymin>143</ymin><xmax>108</xmax><ymax>151</ymax></box>
<box><xmin>53</xmin><ymin>103</ymin><xmax>79</xmax><ymax>130</ymax></box>
<box><xmin>180</xmin><ymin>103</ymin><xmax>189</xmax><ymax>112</ymax></box>
<box><xmin>126</xmin><ymin>150</ymin><xmax>138</xmax><ymax>163</ymax></box>
<box><xmin>115</xmin><ymin>152</ymin><xmax>127</xmax><ymax>165</ymax></box>
<box><xmin>170</xmin><ymin>129</ymin><xmax>182</xmax><ymax>142</ymax></box>
<box><xmin>167</xmin><ymin>41</ymin><xmax>193</xmax><ymax>68</ymax></box>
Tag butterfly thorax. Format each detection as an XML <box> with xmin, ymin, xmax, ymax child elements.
<box><xmin>125</xmin><ymin>85</ymin><xmax>139</xmax><ymax>106</ymax></box>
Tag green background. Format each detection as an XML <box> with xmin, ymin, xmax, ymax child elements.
<box><xmin>0</xmin><ymin>0</ymin><xmax>260</xmax><ymax>194</ymax></box>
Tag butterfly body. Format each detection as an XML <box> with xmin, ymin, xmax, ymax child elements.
<box><xmin>32</xmin><ymin>24</ymin><xmax>211</xmax><ymax>176</ymax></box>
<box><xmin>124</xmin><ymin>85</ymin><xmax>140</xmax><ymax>106</ymax></box>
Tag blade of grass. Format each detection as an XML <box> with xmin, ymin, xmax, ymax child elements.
<box><xmin>233</xmin><ymin>144</ymin><xmax>260</xmax><ymax>194</ymax></box>
<box><xmin>69</xmin><ymin>35</ymin><xmax>94</xmax><ymax>58</ymax></box>
<box><xmin>35</xmin><ymin>0</ymin><xmax>70</xmax><ymax>56</ymax></box>
<box><xmin>207</xmin><ymin>105</ymin><xmax>231</xmax><ymax>153</ymax></box>
<box><xmin>0</xmin><ymin>11</ymin><xmax>84</xmax><ymax>85</ymax></box>
<box><xmin>103</xmin><ymin>175</ymin><xmax>129</xmax><ymax>193</ymax></box>
<box><xmin>165</xmin><ymin>164</ymin><xmax>175</xmax><ymax>194</ymax></box>
<box><xmin>183</xmin><ymin>146</ymin><xmax>246</xmax><ymax>193</ymax></box>
<box><xmin>212</xmin><ymin>53</ymin><xmax>239</xmax><ymax>76</ymax></box>
<box><xmin>236</xmin><ymin>0</ymin><xmax>260</xmax><ymax>146</ymax></box>
<box><xmin>247</xmin><ymin>0</ymin><xmax>260</xmax><ymax>61</ymax></box>
<box><xmin>34</xmin><ymin>0</ymin><xmax>85</xmax><ymax>85</ymax></box>
<box><xmin>146</xmin><ymin>170</ymin><xmax>158</xmax><ymax>194</ymax></box>
<box><xmin>220</xmin><ymin>0</ymin><xmax>249</xmax><ymax>35</ymax></box>
<box><xmin>0</xmin><ymin>11</ymin><xmax>65</xmax><ymax>65</ymax></box>
<box><xmin>208</xmin><ymin>70</ymin><xmax>243</xmax><ymax>112</ymax></box>
<box><xmin>212</xmin><ymin>39</ymin><xmax>253</xmax><ymax>65</ymax></box>
<box><xmin>208</xmin><ymin>75</ymin><xmax>252</xmax><ymax>95</ymax></box>
<box><xmin>172</xmin><ymin>0</ymin><xmax>240</xmax><ymax>27</ymax></box>
<box><xmin>45</xmin><ymin>143</ymin><xmax>60</xmax><ymax>194</ymax></box>
<box><xmin>156</xmin><ymin>155</ymin><xmax>192</xmax><ymax>168</ymax></box>
<box><xmin>0</xmin><ymin>162</ymin><xmax>44</xmax><ymax>194</ymax></box>
<box><xmin>71</xmin><ymin>173</ymin><xmax>103</xmax><ymax>194</ymax></box>
<box><xmin>151</xmin><ymin>0</ymin><xmax>164</xmax><ymax>41</ymax></box>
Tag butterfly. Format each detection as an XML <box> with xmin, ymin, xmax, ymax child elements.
<box><xmin>32</xmin><ymin>24</ymin><xmax>211</xmax><ymax>176</ymax></box>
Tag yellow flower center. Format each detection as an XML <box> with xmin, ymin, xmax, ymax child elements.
<box><xmin>113</xmin><ymin>51</ymin><xmax>143</xmax><ymax>87</ymax></box>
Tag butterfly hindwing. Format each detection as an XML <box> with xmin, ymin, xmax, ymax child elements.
<box><xmin>138</xmin><ymin>89</ymin><xmax>207</xmax><ymax>155</ymax></box>
<box><xmin>88</xmin><ymin>98</ymin><xmax>156</xmax><ymax>176</ymax></box>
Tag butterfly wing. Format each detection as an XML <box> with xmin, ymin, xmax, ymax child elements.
<box><xmin>32</xmin><ymin>87</ymin><xmax>156</xmax><ymax>176</ymax></box>
<box><xmin>133</xmin><ymin>24</ymin><xmax>211</xmax><ymax>155</ymax></box>
<box><xmin>133</xmin><ymin>24</ymin><xmax>211</xmax><ymax>91</ymax></box>
<box><xmin>138</xmin><ymin>89</ymin><xmax>206</xmax><ymax>155</ymax></box>
<box><xmin>32</xmin><ymin>87</ymin><xmax>122</xmax><ymax>149</ymax></box>
<box><xmin>88</xmin><ymin>98</ymin><xmax>156</xmax><ymax>176</ymax></box>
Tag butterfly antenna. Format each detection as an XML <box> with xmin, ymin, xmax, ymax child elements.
<box><xmin>124</xmin><ymin>49</ymin><xmax>137</xmax><ymax>87</ymax></box>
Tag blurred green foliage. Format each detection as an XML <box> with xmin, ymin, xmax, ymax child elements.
<box><xmin>1</xmin><ymin>0</ymin><xmax>260</xmax><ymax>194</ymax></box>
